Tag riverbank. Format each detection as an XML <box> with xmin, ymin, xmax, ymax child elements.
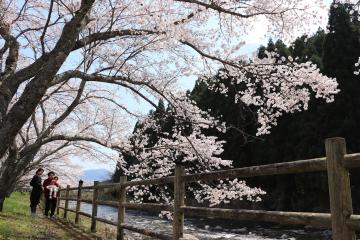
<box><xmin>0</xmin><ymin>192</ymin><xmax>74</xmax><ymax>239</ymax></box>
<box><xmin>62</xmin><ymin>200</ymin><xmax>336</xmax><ymax>240</ymax></box>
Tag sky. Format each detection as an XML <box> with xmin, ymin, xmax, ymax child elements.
<box><xmin>74</xmin><ymin>0</ymin><xmax>334</xmax><ymax>173</ymax></box>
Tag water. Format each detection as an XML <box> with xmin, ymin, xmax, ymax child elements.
<box><xmin>62</xmin><ymin>201</ymin><xmax>335</xmax><ymax>240</ymax></box>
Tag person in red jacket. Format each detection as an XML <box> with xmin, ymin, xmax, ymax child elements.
<box><xmin>43</xmin><ymin>171</ymin><xmax>59</xmax><ymax>217</ymax></box>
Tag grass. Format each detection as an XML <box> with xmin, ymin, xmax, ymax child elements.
<box><xmin>0</xmin><ymin>192</ymin><xmax>147</xmax><ymax>239</ymax></box>
<box><xmin>0</xmin><ymin>192</ymin><xmax>73</xmax><ymax>240</ymax></box>
<box><xmin>60</xmin><ymin>189</ymin><xmax>118</xmax><ymax>239</ymax></box>
<box><xmin>57</xmin><ymin>208</ymin><xmax>117</xmax><ymax>239</ymax></box>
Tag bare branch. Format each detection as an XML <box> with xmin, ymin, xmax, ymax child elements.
<box><xmin>39</xmin><ymin>81</ymin><xmax>86</xmax><ymax>138</ymax></box>
<box><xmin>0</xmin><ymin>22</ymin><xmax>19</xmax><ymax>77</ymax></box>
<box><xmin>73</xmin><ymin>29</ymin><xmax>159</xmax><ymax>50</ymax></box>
<box><xmin>40</xmin><ymin>0</ymin><xmax>54</xmax><ymax>54</ymax></box>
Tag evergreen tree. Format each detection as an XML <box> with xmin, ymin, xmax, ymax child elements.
<box><xmin>112</xmin><ymin>100</ymin><xmax>170</xmax><ymax>179</ymax></box>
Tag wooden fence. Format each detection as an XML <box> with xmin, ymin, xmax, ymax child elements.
<box><xmin>57</xmin><ymin>137</ymin><xmax>360</xmax><ymax>240</ymax></box>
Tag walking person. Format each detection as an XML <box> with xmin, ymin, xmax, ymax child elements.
<box><xmin>43</xmin><ymin>172</ymin><xmax>59</xmax><ymax>217</ymax></box>
<box><xmin>30</xmin><ymin>168</ymin><xmax>44</xmax><ymax>216</ymax></box>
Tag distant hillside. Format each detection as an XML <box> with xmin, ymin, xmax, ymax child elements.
<box><xmin>81</xmin><ymin>169</ymin><xmax>112</xmax><ymax>182</ymax></box>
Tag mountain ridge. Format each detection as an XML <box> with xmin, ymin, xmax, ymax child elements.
<box><xmin>80</xmin><ymin>168</ymin><xmax>112</xmax><ymax>182</ymax></box>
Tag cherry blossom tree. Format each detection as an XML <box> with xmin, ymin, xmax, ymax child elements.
<box><xmin>0</xmin><ymin>0</ymin><xmax>339</xmax><ymax>210</ymax></box>
<box><xmin>0</xmin><ymin>76</ymin><xmax>133</xmax><ymax>210</ymax></box>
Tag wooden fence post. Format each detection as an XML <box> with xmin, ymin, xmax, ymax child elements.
<box><xmin>173</xmin><ymin>166</ymin><xmax>185</xmax><ymax>240</ymax></box>
<box><xmin>117</xmin><ymin>176</ymin><xmax>127</xmax><ymax>240</ymax></box>
<box><xmin>75</xmin><ymin>180</ymin><xmax>83</xmax><ymax>224</ymax></box>
<box><xmin>56</xmin><ymin>189</ymin><xmax>61</xmax><ymax>215</ymax></box>
<box><xmin>91</xmin><ymin>181</ymin><xmax>99</xmax><ymax>232</ymax></box>
<box><xmin>63</xmin><ymin>185</ymin><xmax>70</xmax><ymax>219</ymax></box>
<box><xmin>325</xmin><ymin>137</ymin><xmax>356</xmax><ymax>240</ymax></box>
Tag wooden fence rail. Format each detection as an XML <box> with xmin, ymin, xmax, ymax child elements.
<box><xmin>56</xmin><ymin>137</ymin><xmax>360</xmax><ymax>240</ymax></box>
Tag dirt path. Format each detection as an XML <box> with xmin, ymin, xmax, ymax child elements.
<box><xmin>49</xmin><ymin>217</ymin><xmax>101</xmax><ymax>240</ymax></box>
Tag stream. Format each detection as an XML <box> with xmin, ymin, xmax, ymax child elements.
<box><xmin>61</xmin><ymin>201</ymin><xmax>344</xmax><ymax>240</ymax></box>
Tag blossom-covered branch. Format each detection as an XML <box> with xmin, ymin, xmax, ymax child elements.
<box><xmin>0</xmin><ymin>0</ymin><xmax>338</xmax><ymax>210</ymax></box>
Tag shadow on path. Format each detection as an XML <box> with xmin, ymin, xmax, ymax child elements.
<box><xmin>50</xmin><ymin>217</ymin><xmax>102</xmax><ymax>240</ymax></box>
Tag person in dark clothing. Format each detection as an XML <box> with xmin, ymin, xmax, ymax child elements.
<box><xmin>43</xmin><ymin>172</ymin><xmax>58</xmax><ymax>217</ymax></box>
<box><xmin>30</xmin><ymin>168</ymin><xmax>44</xmax><ymax>216</ymax></box>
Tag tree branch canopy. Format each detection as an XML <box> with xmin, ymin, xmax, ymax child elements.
<box><xmin>0</xmin><ymin>0</ymin><xmax>96</xmax><ymax>158</ymax></box>
<box><xmin>0</xmin><ymin>0</ymin><xmax>344</xmax><ymax>209</ymax></box>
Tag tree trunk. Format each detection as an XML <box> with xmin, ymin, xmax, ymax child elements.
<box><xmin>0</xmin><ymin>149</ymin><xmax>21</xmax><ymax>212</ymax></box>
<box><xmin>0</xmin><ymin>197</ymin><xmax>4</xmax><ymax>212</ymax></box>
<box><xmin>0</xmin><ymin>176</ymin><xmax>11</xmax><ymax>212</ymax></box>
<box><xmin>0</xmin><ymin>176</ymin><xmax>16</xmax><ymax>212</ymax></box>
<box><xmin>0</xmin><ymin>144</ymin><xmax>43</xmax><ymax>213</ymax></box>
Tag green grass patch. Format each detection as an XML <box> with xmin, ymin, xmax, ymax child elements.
<box><xmin>0</xmin><ymin>192</ymin><xmax>73</xmax><ymax>240</ymax></box>
<box><xmin>2</xmin><ymin>192</ymin><xmax>30</xmax><ymax>215</ymax></box>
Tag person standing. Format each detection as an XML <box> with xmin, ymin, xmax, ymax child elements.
<box><xmin>43</xmin><ymin>171</ymin><xmax>58</xmax><ymax>217</ymax></box>
<box><xmin>30</xmin><ymin>168</ymin><xmax>44</xmax><ymax>216</ymax></box>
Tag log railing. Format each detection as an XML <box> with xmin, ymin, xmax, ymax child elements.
<box><xmin>57</xmin><ymin>137</ymin><xmax>360</xmax><ymax>240</ymax></box>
